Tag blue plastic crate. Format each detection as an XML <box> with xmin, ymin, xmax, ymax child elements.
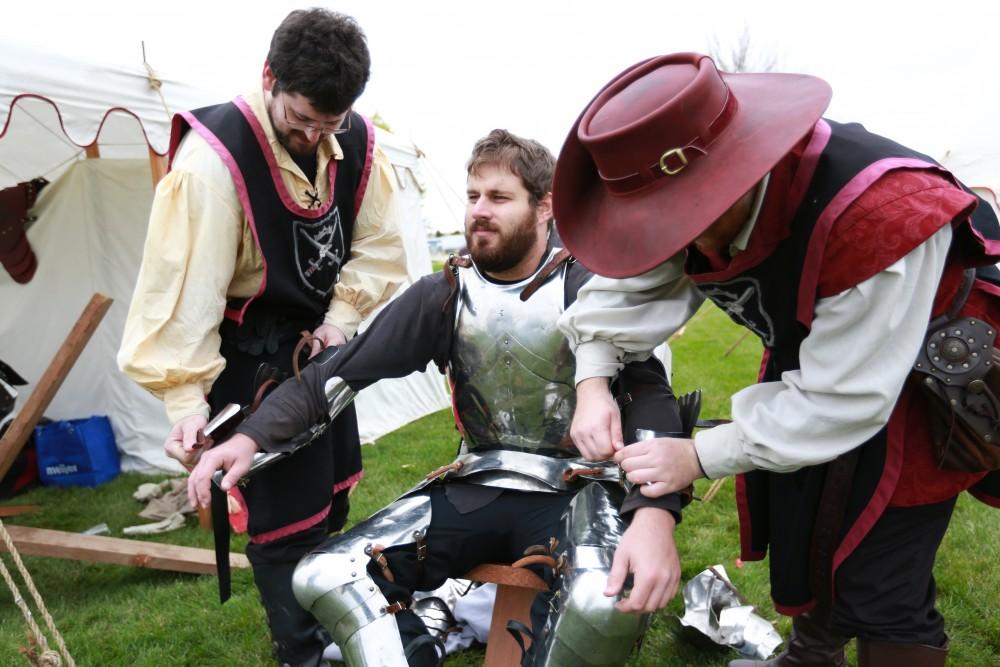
<box><xmin>34</xmin><ymin>415</ymin><xmax>120</xmax><ymax>487</ymax></box>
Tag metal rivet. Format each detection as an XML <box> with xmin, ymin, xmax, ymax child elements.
<box><xmin>934</xmin><ymin>356</ymin><xmax>941</xmax><ymax>362</ymax></box>
<box><xmin>351</xmin><ymin>572</ymin><xmax>357</xmax><ymax>577</ymax></box>
<box><xmin>947</xmin><ymin>364</ymin><xmax>953</xmax><ymax>370</ymax></box>
<box><xmin>951</xmin><ymin>399</ymin><xmax>958</xmax><ymax>406</ymax></box>
<box><xmin>969</xmin><ymin>338</ymin><xmax>976</xmax><ymax>343</ymax></box>
<box><xmin>986</xmin><ymin>434</ymin><xmax>993</xmax><ymax>442</ymax></box>
<box><xmin>963</xmin><ymin>363</ymin><xmax>969</xmax><ymax>368</ymax></box>
<box><xmin>945</xmin><ymin>377</ymin><xmax>952</xmax><ymax>383</ymax></box>
<box><xmin>973</xmin><ymin>352</ymin><xmax>980</xmax><ymax>358</ymax></box>
<box><xmin>954</xmin><ymin>329</ymin><xmax>963</xmax><ymax>336</ymax></box>
<box><xmin>916</xmin><ymin>362</ymin><xmax>923</xmax><ymax>368</ymax></box>
<box><xmin>930</xmin><ymin>342</ymin><xmax>938</xmax><ymax>349</ymax></box>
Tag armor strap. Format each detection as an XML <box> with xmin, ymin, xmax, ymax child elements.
<box><xmin>442</xmin><ymin>254</ymin><xmax>473</xmax><ymax>314</ymax></box>
<box><xmin>519</xmin><ymin>248</ymin><xmax>572</xmax><ymax>302</ymax></box>
<box><xmin>366</xmin><ymin>543</ymin><xmax>395</xmax><ymax>583</ymax></box>
<box><xmin>292</xmin><ymin>330</ymin><xmax>320</xmax><ymax>381</ymax></box>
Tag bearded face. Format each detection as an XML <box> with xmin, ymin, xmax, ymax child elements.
<box><xmin>465</xmin><ymin>164</ymin><xmax>547</xmax><ymax>277</ymax></box>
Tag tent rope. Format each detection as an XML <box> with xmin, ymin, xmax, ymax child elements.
<box><xmin>0</xmin><ymin>519</ymin><xmax>75</xmax><ymax>667</ymax></box>
<box><xmin>141</xmin><ymin>41</ymin><xmax>172</xmax><ymax>122</ymax></box>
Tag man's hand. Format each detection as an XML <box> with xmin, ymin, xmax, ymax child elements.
<box><xmin>310</xmin><ymin>323</ymin><xmax>347</xmax><ymax>358</ymax></box>
<box><xmin>571</xmin><ymin>376</ymin><xmax>622</xmax><ymax>460</ymax></box>
<box><xmin>164</xmin><ymin>414</ymin><xmax>208</xmax><ymax>467</ymax></box>
<box><xmin>606</xmin><ymin>507</ymin><xmax>680</xmax><ymax>613</ymax></box>
<box><xmin>615</xmin><ymin>436</ymin><xmax>704</xmax><ymax>497</ymax></box>
<box><xmin>186</xmin><ymin>433</ymin><xmax>260</xmax><ymax>509</ymax></box>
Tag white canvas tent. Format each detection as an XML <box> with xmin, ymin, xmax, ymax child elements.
<box><xmin>0</xmin><ymin>41</ymin><xmax>450</xmax><ymax>473</ymax></box>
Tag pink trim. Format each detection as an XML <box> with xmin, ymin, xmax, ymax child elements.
<box><xmin>975</xmin><ymin>277</ymin><xmax>1000</xmax><ymax>298</ymax></box>
<box><xmin>735</xmin><ymin>474</ymin><xmax>766</xmax><ymax>561</ymax></box>
<box><xmin>796</xmin><ymin>157</ymin><xmax>942</xmax><ymax>328</ymax></box>
<box><xmin>179</xmin><ymin>109</ymin><xmax>266</xmax><ymax>325</ymax></box>
<box><xmin>774</xmin><ymin>600</ymin><xmax>817</xmax><ymax>617</ymax></box>
<box><xmin>332</xmin><ymin>469</ymin><xmax>365</xmax><ymax>495</ymax></box>
<box><xmin>250</xmin><ymin>501</ymin><xmax>332</xmax><ymax>544</ymax></box>
<box><xmin>969</xmin><ymin>488</ymin><xmax>1000</xmax><ymax>508</ymax></box>
<box><xmin>353</xmin><ymin>115</ymin><xmax>376</xmax><ymax>217</ymax></box>
<box><xmin>232</xmin><ymin>96</ymin><xmax>334</xmax><ymax>219</ymax></box>
<box><xmin>831</xmin><ymin>409</ymin><xmax>905</xmax><ymax>572</ymax></box>
<box><xmin>1</xmin><ymin>92</ymin><xmax>164</xmax><ymax>154</ymax></box>
<box><xmin>786</xmin><ymin>120</ymin><xmax>831</xmax><ymax>221</ymax></box>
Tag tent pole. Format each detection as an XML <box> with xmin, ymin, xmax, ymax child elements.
<box><xmin>148</xmin><ymin>147</ymin><xmax>167</xmax><ymax>187</ymax></box>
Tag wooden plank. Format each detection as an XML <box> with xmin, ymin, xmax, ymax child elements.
<box><xmin>0</xmin><ymin>293</ymin><xmax>113</xmax><ymax>480</ymax></box>
<box><xmin>0</xmin><ymin>505</ymin><xmax>41</xmax><ymax>518</ymax></box>
<box><xmin>0</xmin><ymin>525</ymin><xmax>249</xmax><ymax>575</ymax></box>
<box><xmin>465</xmin><ymin>564</ymin><xmax>548</xmax><ymax>667</ymax></box>
<box><xmin>465</xmin><ymin>563</ymin><xmax>547</xmax><ymax>590</ymax></box>
<box><xmin>148</xmin><ymin>146</ymin><xmax>167</xmax><ymax>188</ymax></box>
<box><xmin>483</xmin><ymin>584</ymin><xmax>537</xmax><ymax>667</ymax></box>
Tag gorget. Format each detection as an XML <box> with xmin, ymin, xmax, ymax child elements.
<box><xmin>450</xmin><ymin>248</ymin><xmax>577</xmax><ymax>455</ymax></box>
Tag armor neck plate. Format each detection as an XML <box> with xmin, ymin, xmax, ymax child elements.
<box><xmin>450</xmin><ymin>248</ymin><xmax>578</xmax><ymax>454</ymax></box>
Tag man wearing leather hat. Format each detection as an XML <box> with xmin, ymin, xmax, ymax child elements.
<box><xmin>553</xmin><ymin>52</ymin><xmax>1000</xmax><ymax>666</ymax></box>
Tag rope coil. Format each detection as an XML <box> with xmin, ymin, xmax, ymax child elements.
<box><xmin>0</xmin><ymin>519</ymin><xmax>75</xmax><ymax>667</ymax></box>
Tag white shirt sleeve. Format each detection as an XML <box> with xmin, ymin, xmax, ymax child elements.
<box><xmin>694</xmin><ymin>224</ymin><xmax>953</xmax><ymax>478</ymax></box>
<box><xmin>557</xmin><ymin>254</ymin><xmax>705</xmax><ymax>383</ymax></box>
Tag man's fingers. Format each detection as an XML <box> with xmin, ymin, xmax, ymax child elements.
<box><xmin>220</xmin><ymin>459</ymin><xmax>249</xmax><ymax>491</ymax></box>
<box><xmin>309</xmin><ymin>338</ymin><xmax>323</xmax><ymax>359</ymax></box>
<box><xmin>604</xmin><ymin>550</ymin><xmax>630</xmax><ymax>597</ymax></box>
<box><xmin>639</xmin><ymin>480</ymin><xmax>672</xmax><ymax>498</ymax></box>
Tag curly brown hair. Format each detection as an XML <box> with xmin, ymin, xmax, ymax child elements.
<box><xmin>267</xmin><ymin>8</ymin><xmax>370</xmax><ymax>114</ymax></box>
<box><xmin>467</xmin><ymin>129</ymin><xmax>555</xmax><ymax>206</ymax></box>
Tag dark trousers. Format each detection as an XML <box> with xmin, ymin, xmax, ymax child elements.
<box><xmin>373</xmin><ymin>485</ymin><xmax>574</xmax><ymax>666</ymax></box>
<box><xmin>829</xmin><ymin>496</ymin><xmax>956</xmax><ymax>645</ymax></box>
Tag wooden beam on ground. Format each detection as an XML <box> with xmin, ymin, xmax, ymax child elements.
<box><xmin>0</xmin><ymin>293</ymin><xmax>113</xmax><ymax>480</ymax></box>
<box><xmin>148</xmin><ymin>146</ymin><xmax>167</xmax><ymax>188</ymax></box>
<box><xmin>0</xmin><ymin>505</ymin><xmax>41</xmax><ymax>518</ymax></box>
<box><xmin>0</xmin><ymin>524</ymin><xmax>249</xmax><ymax>575</ymax></box>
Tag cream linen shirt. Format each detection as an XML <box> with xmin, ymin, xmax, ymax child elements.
<box><xmin>118</xmin><ymin>89</ymin><xmax>406</xmax><ymax>424</ymax></box>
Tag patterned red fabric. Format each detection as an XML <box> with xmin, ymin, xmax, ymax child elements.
<box><xmin>811</xmin><ymin>170</ymin><xmax>986</xmax><ymax>505</ymax></box>
<box><xmin>817</xmin><ymin>170</ymin><xmax>977</xmax><ymax>299</ymax></box>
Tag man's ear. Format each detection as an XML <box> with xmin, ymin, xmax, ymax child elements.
<box><xmin>536</xmin><ymin>192</ymin><xmax>554</xmax><ymax>227</ymax></box>
<box><xmin>262</xmin><ymin>62</ymin><xmax>276</xmax><ymax>93</ymax></box>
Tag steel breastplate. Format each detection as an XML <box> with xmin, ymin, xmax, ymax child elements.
<box><xmin>450</xmin><ymin>249</ymin><xmax>577</xmax><ymax>454</ymax></box>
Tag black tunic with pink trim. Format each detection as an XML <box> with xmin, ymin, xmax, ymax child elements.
<box><xmin>685</xmin><ymin>119</ymin><xmax>1000</xmax><ymax>613</ymax></box>
<box><xmin>169</xmin><ymin>99</ymin><xmax>374</xmax><ymax>541</ymax></box>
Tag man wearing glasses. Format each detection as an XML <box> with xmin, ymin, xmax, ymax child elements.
<box><xmin>118</xmin><ymin>9</ymin><xmax>406</xmax><ymax>666</ymax></box>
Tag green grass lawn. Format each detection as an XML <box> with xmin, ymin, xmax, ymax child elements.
<box><xmin>1</xmin><ymin>305</ymin><xmax>998</xmax><ymax>666</ymax></box>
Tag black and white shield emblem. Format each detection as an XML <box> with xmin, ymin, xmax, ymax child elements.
<box><xmin>293</xmin><ymin>207</ymin><xmax>345</xmax><ymax>298</ymax></box>
<box><xmin>701</xmin><ymin>277</ymin><xmax>776</xmax><ymax>346</ymax></box>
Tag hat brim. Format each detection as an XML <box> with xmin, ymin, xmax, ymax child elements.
<box><xmin>554</xmin><ymin>72</ymin><xmax>832</xmax><ymax>278</ymax></box>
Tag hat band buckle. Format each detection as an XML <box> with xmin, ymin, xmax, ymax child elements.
<box><xmin>658</xmin><ymin>148</ymin><xmax>689</xmax><ymax>176</ymax></box>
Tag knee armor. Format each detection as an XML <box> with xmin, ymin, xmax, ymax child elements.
<box><xmin>533</xmin><ymin>483</ymin><xmax>650</xmax><ymax>666</ymax></box>
<box><xmin>292</xmin><ymin>494</ymin><xmax>433</xmax><ymax>666</ymax></box>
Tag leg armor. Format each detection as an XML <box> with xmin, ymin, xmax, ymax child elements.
<box><xmin>533</xmin><ymin>482</ymin><xmax>649</xmax><ymax>666</ymax></box>
<box><xmin>292</xmin><ymin>494</ymin><xmax>433</xmax><ymax>666</ymax></box>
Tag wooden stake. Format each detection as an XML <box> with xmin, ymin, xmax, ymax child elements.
<box><xmin>0</xmin><ymin>293</ymin><xmax>113</xmax><ymax>480</ymax></box>
<box><xmin>0</xmin><ymin>505</ymin><xmax>41</xmax><ymax>518</ymax></box>
<box><xmin>0</xmin><ymin>524</ymin><xmax>249</xmax><ymax>575</ymax></box>
<box><xmin>148</xmin><ymin>146</ymin><xmax>167</xmax><ymax>188</ymax></box>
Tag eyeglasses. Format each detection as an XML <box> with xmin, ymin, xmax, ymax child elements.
<box><xmin>280</xmin><ymin>94</ymin><xmax>352</xmax><ymax>136</ymax></box>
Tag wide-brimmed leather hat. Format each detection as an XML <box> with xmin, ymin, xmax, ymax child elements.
<box><xmin>554</xmin><ymin>52</ymin><xmax>832</xmax><ymax>278</ymax></box>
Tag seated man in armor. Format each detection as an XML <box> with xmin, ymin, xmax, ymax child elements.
<box><xmin>186</xmin><ymin>129</ymin><xmax>692</xmax><ymax>666</ymax></box>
